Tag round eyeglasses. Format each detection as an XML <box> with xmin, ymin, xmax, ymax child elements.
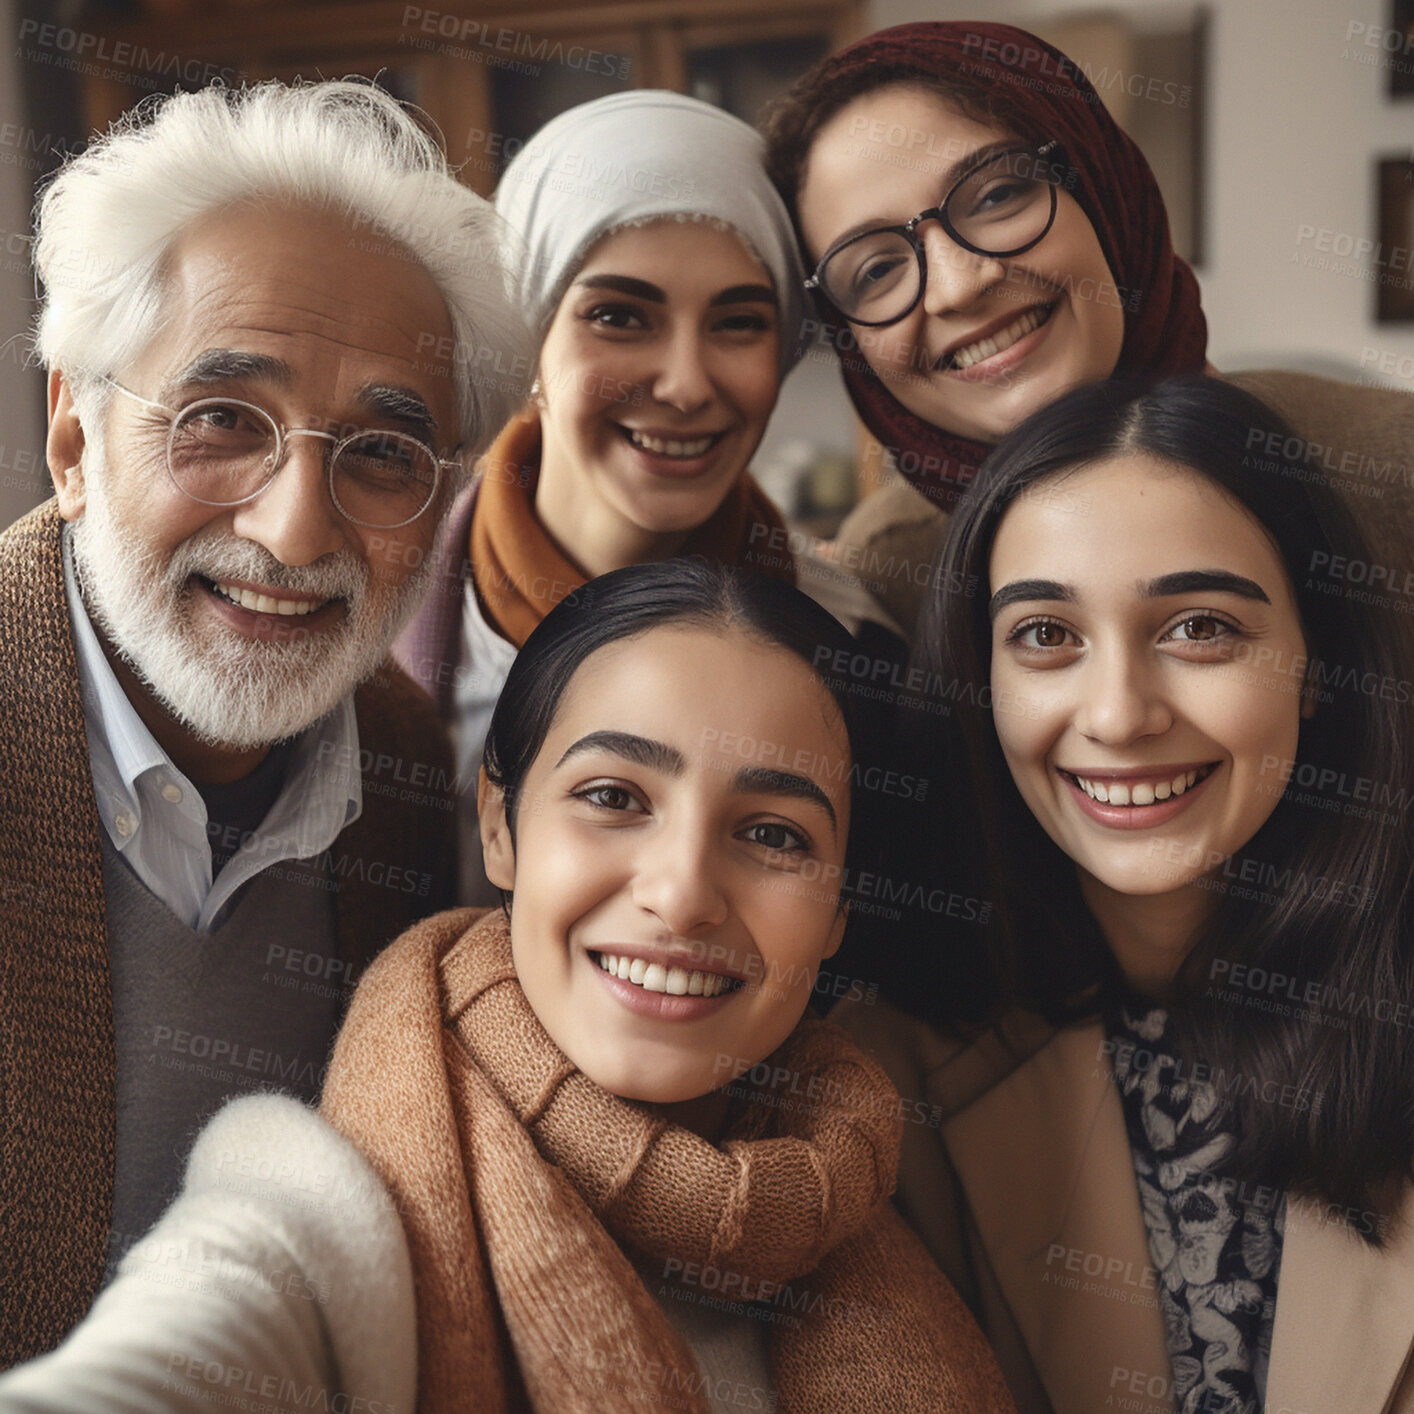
<box><xmin>804</xmin><ymin>141</ymin><xmax>1065</xmax><ymax>328</ymax></box>
<box><xmin>101</xmin><ymin>378</ymin><xmax>458</xmax><ymax>530</ymax></box>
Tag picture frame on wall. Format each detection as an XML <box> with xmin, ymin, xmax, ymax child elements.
<box><xmin>1390</xmin><ymin>0</ymin><xmax>1414</xmax><ymax>97</ymax></box>
<box><xmin>1376</xmin><ymin>155</ymin><xmax>1414</xmax><ymax>322</ymax></box>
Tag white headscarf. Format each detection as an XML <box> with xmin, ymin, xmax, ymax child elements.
<box><xmin>494</xmin><ymin>90</ymin><xmax>805</xmax><ymax>375</ymax></box>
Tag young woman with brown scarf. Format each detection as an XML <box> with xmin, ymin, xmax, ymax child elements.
<box><xmin>394</xmin><ymin>89</ymin><xmax>893</xmax><ymax>906</ymax></box>
<box><xmin>0</xmin><ymin>562</ymin><xmax>1016</xmax><ymax>1414</ymax></box>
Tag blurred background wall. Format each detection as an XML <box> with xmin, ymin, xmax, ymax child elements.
<box><xmin>0</xmin><ymin>0</ymin><xmax>52</xmax><ymax>530</ymax></box>
<box><xmin>2</xmin><ymin>0</ymin><xmax>1411</xmax><ymax>531</ymax></box>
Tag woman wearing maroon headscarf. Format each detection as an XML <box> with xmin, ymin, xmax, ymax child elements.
<box><xmin>762</xmin><ymin>22</ymin><xmax>1412</xmax><ymax>632</ymax></box>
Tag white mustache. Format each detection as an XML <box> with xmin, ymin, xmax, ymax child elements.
<box><xmin>71</xmin><ymin>439</ymin><xmax>435</xmax><ymax>751</ymax></box>
<box><xmin>165</xmin><ymin>531</ymin><xmax>370</xmax><ymax>603</ymax></box>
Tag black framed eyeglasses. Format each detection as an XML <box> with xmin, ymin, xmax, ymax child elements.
<box><xmin>804</xmin><ymin>141</ymin><xmax>1065</xmax><ymax>328</ymax></box>
<box><xmin>101</xmin><ymin>376</ymin><xmax>458</xmax><ymax>530</ymax></box>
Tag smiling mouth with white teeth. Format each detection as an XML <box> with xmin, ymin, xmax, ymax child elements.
<box><xmin>1061</xmin><ymin>763</ymin><xmax>1218</xmax><ymax>806</ymax></box>
<box><xmin>940</xmin><ymin>303</ymin><xmax>1054</xmax><ymax>371</ymax></box>
<box><xmin>202</xmin><ymin>577</ymin><xmax>332</xmax><ymax>617</ymax></box>
<box><xmin>622</xmin><ymin>427</ymin><xmax>725</xmax><ymax>459</ymax></box>
<box><xmin>592</xmin><ymin>950</ymin><xmax>742</xmax><ymax>998</ymax></box>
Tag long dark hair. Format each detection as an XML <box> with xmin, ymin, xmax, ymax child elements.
<box><xmin>482</xmin><ymin>558</ymin><xmax>864</xmax><ymax>872</ymax></box>
<box><xmin>904</xmin><ymin>375</ymin><xmax>1414</xmax><ymax>1235</ymax></box>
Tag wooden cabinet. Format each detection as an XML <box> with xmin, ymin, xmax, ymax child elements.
<box><xmin>81</xmin><ymin>0</ymin><xmax>864</xmax><ymax>194</ymax></box>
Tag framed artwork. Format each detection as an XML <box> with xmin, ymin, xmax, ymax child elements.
<box><xmin>1389</xmin><ymin>0</ymin><xmax>1414</xmax><ymax>97</ymax></box>
<box><xmin>1376</xmin><ymin>155</ymin><xmax>1414</xmax><ymax>321</ymax></box>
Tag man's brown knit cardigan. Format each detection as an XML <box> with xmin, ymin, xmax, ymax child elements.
<box><xmin>0</xmin><ymin>500</ymin><xmax>458</xmax><ymax>1369</ymax></box>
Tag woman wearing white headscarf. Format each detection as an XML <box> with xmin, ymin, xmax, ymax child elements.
<box><xmin>394</xmin><ymin>90</ymin><xmax>892</xmax><ymax>904</ymax></box>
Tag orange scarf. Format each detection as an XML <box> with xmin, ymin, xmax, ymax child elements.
<box><xmin>321</xmin><ymin>909</ymin><xmax>1017</xmax><ymax>1414</ymax></box>
<box><xmin>469</xmin><ymin>413</ymin><xmax>796</xmax><ymax>647</ymax></box>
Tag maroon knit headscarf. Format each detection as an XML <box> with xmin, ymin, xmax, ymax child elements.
<box><xmin>806</xmin><ymin>22</ymin><xmax>1207</xmax><ymax>509</ymax></box>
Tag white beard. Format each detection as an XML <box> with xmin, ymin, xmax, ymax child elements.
<box><xmin>69</xmin><ymin>448</ymin><xmax>435</xmax><ymax>750</ymax></box>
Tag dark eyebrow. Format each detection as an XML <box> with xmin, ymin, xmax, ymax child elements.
<box><xmin>990</xmin><ymin>570</ymin><xmax>1273</xmax><ymax>622</ymax></box>
<box><xmin>708</xmin><ymin>284</ymin><xmax>776</xmax><ymax>307</ymax></box>
<box><xmin>555</xmin><ymin>730</ymin><xmax>685</xmax><ymax>775</ymax></box>
<box><xmin>574</xmin><ymin>274</ymin><xmax>664</xmax><ymax>303</ymax></box>
<box><xmin>356</xmin><ymin>383</ymin><xmax>439</xmax><ymax>442</ymax></box>
<box><xmin>989</xmin><ymin>579</ymin><xmax>1072</xmax><ymax>620</ymax></box>
<box><xmin>164</xmin><ymin>349</ymin><xmax>292</xmax><ymax>399</ymax></box>
<box><xmin>1142</xmin><ymin>570</ymin><xmax>1271</xmax><ymax>604</ymax></box>
<box><xmin>823</xmin><ymin>139</ymin><xmax>1020</xmax><ymax>252</ymax></box>
<box><xmin>733</xmin><ymin>766</ymin><xmax>837</xmax><ymax>833</ymax></box>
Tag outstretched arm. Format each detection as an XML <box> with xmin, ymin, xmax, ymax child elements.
<box><xmin>0</xmin><ymin>1095</ymin><xmax>416</xmax><ymax>1414</ymax></box>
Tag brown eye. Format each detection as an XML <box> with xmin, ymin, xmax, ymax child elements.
<box><xmin>582</xmin><ymin>303</ymin><xmax>647</xmax><ymax>331</ymax></box>
<box><xmin>575</xmin><ymin>783</ymin><xmax>644</xmax><ymax>813</ymax></box>
<box><xmin>1171</xmin><ymin>615</ymin><xmax>1224</xmax><ymax>642</ymax></box>
<box><xmin>1007</xmin><ymin>618</ymin><xmax>1076</xmax><ymax>654</ymax></box>
<box><xmin>742</xmin><ymin>821</ymin><xmax>808</xmax><ymax>852</ymax></box>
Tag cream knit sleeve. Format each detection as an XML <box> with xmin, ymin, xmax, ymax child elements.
<box><xmin>0</xmin><ymin>1096</ymin><xmax>416</xmax><ymax>1414</ymax></box>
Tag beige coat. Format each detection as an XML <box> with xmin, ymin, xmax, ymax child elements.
<box><xmin>837</xmin><ymin>999</ymin><xmax>1414</xmax><ymax>1414</ymax></box>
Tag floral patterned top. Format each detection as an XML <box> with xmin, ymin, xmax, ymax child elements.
<box><xmin>1107</xmin><ymin>1001</ymin><xmax>1285</xmax><ymax>1414</ymax></box>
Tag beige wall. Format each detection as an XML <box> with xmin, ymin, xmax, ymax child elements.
<box><xmin>0</xmin><ymin>0</ymin><xmax>49</xmax><ymax>527</ymax></box>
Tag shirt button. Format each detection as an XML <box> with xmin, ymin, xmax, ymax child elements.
<box><xmin>161</xmin><ymin>782</ymin><xmax>183</xmax><ymax>804</ymax></box>
<box><xmin>114</xmin><ymin>813</ymin><xmax>136</xmax><ymax>838</ymax></box>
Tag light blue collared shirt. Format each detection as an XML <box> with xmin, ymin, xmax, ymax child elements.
<box><xmin>63</xmin><ymin>530</ymin><xmax>363</xmax><ymax>932</ymax></box>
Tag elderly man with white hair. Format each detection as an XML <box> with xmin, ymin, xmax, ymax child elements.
<box><xmin>0</xmin><ymin>78</ymin><xmax>530</xmax><ymax>1367</ymax></box>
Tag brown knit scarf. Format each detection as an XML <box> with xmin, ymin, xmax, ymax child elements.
<box><xmin>321</xmin><ymin>908</ymin><xmax>1016</xmax><ymax>1414</ymax></box>
<box><xmin>469</xmin><ymin>413</ymin><xmax>797</xmax><ymax>647</ymax></box>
